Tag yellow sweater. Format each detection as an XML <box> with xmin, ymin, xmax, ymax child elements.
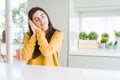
<box><xmin>22</xmin><ymin>28</ymin><xmax>64</xmax><ymax>66</ymax></box>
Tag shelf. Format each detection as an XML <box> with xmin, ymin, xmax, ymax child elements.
<box><xmin>69</xmin><ymin>49</ymin><xmax>120</xmax><ymax>57</ymax></box>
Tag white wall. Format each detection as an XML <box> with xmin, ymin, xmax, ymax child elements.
<box><xmin>28</xmin><ymin>0</ymin><xmax>69</xmax><ymax>67</ymax></box>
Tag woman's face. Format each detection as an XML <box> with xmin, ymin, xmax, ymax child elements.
<box><xmin>32</xmin><ymin>10</ymin><xmax>49</xmax><ymax>32</ymax></box>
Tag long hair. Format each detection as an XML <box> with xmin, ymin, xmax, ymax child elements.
<box><xmin>28</xmin><ymin>7</ymin><xmax>56</xmax><ymax>59</ymax></box>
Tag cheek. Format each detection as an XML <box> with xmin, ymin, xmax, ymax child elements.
<box><xmin>35</xmin><ymin>21</ymin><xmax>41</xmax><ymax>27</ymax></box>
<box><xmin>46</xmin><ymin>19</ymin><xmax>49</xmax><ymax>25</ymax></box>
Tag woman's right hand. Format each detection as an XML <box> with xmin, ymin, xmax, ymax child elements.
<box><xmin>29</xmin><ymin>19</ymin><xmax>37</xmax><ymax>37</ymax></box>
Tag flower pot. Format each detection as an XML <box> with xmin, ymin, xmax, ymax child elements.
<box><xmin>79</xmin><ymin>40</ymin><xmax>99</xmax><ymax>49</ymax></box>
<box><xmin>16</xmin><ymin>49</ymin><xmax>21</xmax><ymax>60</ymax></box>
<box><xmin>101</xmin><ymin>43</ymin><xmax>106</xmax><ymax>49</ymax></box>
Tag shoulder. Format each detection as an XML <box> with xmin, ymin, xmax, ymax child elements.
<box><xmin>24</xmin><ymin>32</ymin><xmax>31</xmax><ymax>38</ymax></box>
<box><xmin>55</xmin><ymin>30</ymin><xmax>63</xmax><ymax>35</ymax></box>
<box><xmin>54</xmin><ymin>30</ymin><xmax>64</xmax><ymax>39</ymax></box>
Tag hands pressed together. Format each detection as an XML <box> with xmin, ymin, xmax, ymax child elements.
<box><xmin>28</xmin><ymin>19</ymin><xmax>37</xmax><ymax>37</ymax></box>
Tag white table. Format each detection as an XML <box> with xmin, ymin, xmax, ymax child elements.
<box><xmin>0</xmin><ymin>62</ymin><xmax>120</xmax><ymax>80</ymax></box>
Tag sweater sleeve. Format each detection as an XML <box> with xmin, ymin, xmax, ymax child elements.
<box><xmin>22</xmin><ymin>33</ymin><xmax>37</xmax><ymax>60</ymax></box>
<box><xmin>36</xmin><ymin>28</ymin><xmax>64</xmax><ymax>56</ymax></box>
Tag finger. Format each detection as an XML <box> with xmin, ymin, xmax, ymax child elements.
<box><xmin>29</xmin><ymin>20</ymin><xmax>34</xmax><ymax>27</ymax></box>
<box><xmin>28</xmin><ymin>17</ymin><xmax>31</xmax><ymax>23</ymax></box>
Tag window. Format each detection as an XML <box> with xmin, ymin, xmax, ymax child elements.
<box><xmin>69</xmin><ymin>10</ymin><xmax>120</xmax><ymax>52</ymax></box>
<box><xmin>11</xmin><ymin>0</ymin><xmax>28</xmax><ymax>44</ymax></box>
<box><xmin>80</xmin><ymin>11</ymin><xmax>120</xmax><ymax>42</ymax></box>
<box><xmin>0</xmin><ymin>0</ymin><xmax>27</xmax><ymax>60</ymax></box>
<box><xmin>0</xmin><ymin>0</ymin><xmax>5</xmax><ymax>40</ymax></box>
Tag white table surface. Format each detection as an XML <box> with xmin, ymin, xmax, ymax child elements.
<box><xmin>0</xmin><ymin>62</ymin><xmax>120</xmax><ymax>80</ymax></box>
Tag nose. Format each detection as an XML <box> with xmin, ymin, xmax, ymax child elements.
<box><xmin>39</xmin><ymin>17</ymin><xmax>44</xmax><ymax>24</ymax></box>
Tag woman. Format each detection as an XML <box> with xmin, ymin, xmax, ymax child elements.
<box><xmin>22</xmin><ymin>7</ymin><xmax>64</xmax><ymax>66</ymax></box>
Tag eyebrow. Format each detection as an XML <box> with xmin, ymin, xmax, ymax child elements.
<box><xmin>41</xmin><ymin>13</ymin><xmax>44</xmax><ymax>16</ymax></box>
<box><xmin>33</xmin><ymin>13</ymin><xmax>45</xmax><ymax>20</ymax></box>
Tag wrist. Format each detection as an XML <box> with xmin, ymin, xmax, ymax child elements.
<box><xmin>32</xmin><ymin>34</ymin><xmax>36</xmax><ymax>37</ymax></box>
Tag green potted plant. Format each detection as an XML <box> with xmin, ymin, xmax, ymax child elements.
<box><xmin>101</xmin><ymin>33</ymin><xmax>109</xmax><ymax>42</ymax></box>
<box><xmin>108</xmin><ymin>42</ymin><xmax>113</xmax><ymax>49</ymax></box>
<box><xmin>101</xmin><ymin>33</ymin><xmax>109</xmax><ymax>38</ymax></box>
<box><xmin>101</xmin><ymin>37</ymin><xmax>108</xmax><ymax>43</ymax></box>
<box><xmin>114</xmin><ymin>41</ymin><xmax>118</xmax><ymax>46</ymax></box>
<box><xmin>87</xmin><ymin>32</ymin><xmax>98</xmax><ymax>40</ymax></box>
<box><xmin>114</xmin><ymin>30</ymin><xmax>120</xmax><ymax>49</ymax></box>
<box><xmin>79</xmin><ymin>32</ymin><xmax>87</xmax><ymax>40</ymax></box>
<box><xmin>79</xmin><ymin>31</ymin><xmax>99</xmax><ymax>49</ymax></box>
<box><xmin>113</xmin><ymin>41</ymin><xmax>118</xmax><ymax>49</ymax></box>
<box><xmin>114</xmin><ymin>30</ymin><xmax>120</xmax><ymax>37</ymax></box>
<box><xmin>100</xmin><ymin>33</ymin><xmax>109</xmax><ymax>48</ymax></box>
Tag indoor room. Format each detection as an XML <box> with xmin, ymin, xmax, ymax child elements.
<box><xmin>0</xmin><ymin>0</ymin><xmax>120</xmax><ymax>80</ymax></box>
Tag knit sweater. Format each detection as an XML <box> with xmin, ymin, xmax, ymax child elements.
<box><xmin>22</xmin><ymin>28</ymin><xmax>64</xmax><ymax>66</ymax></box>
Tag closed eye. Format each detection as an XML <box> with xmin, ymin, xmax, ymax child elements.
<box><xmin>41</xmin><ymin>14</ymin><xmax>45</xmax><ymax>18</ymax></box>
<box><xmin>34</xmin><ymin>17</ymin><xmax>39</xmax><ymax>21</ymax></box>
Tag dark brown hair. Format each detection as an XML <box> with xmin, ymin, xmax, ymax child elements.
<box><xmin>28</xmin><ymin>7</ymin><xmax>57</xmax><ymax>58</ymax></box>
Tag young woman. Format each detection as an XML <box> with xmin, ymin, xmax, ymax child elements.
<box><xmin>22</xmin><ymin>7</ymin><xmax>64</xmax><ymax>67</ymax></box>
